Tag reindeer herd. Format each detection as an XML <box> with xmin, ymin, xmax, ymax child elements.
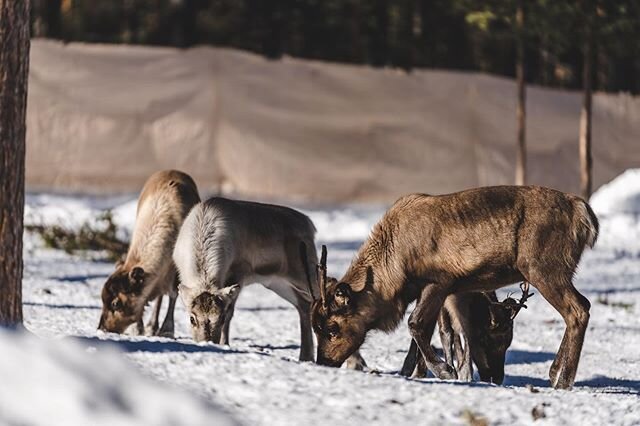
<box><xmin>98</xmin><ymin>169</ymin><xmax>598</xmax><ymax>390</ymax></box>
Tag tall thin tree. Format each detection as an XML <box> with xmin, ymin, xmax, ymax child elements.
<box><xmin>515</xmin><ymin>0</ymin><xmax>526</xmax><ymax>185</ymax></box>
<box><xmin>580</xmin><ymin>1</ymin><xmax>594</xmax><ymax>199</ymax></box>
<box><xmin>0</xmin><ymin>0</ymin><xmax>30</xmax><ymax>326</ymax></box>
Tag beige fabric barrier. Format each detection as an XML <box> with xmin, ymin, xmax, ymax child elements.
<box><xmin>26</xmin><ymin>39</ymin><xmax>640</xmax><ymax>203</ymax></box>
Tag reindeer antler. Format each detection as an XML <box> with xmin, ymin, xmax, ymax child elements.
<box><xmin>511</xmin><ymin>281</ymin><xmax>535</xmax><ymax>319</ymax></box>
<box><xmin>317</xmin><ymin>245</ymin><xmax>328</xmax><ymax>308</ymax></box>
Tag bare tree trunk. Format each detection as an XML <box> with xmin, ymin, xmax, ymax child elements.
<box><xmin>45</xmin><ymin>0</ymin><xmax>61</xmax><ymax>39</ymax></box>
<box><xmin>515</xmin><ymin>0</ymin><xmax>526</xmax><ymax>186</ymax></box>
<box><xmin>0</xmin><ymin>0</ymin><xmax>30</xmax><ymax>326</ymax></box>
<box><xmin>580</xmin><ymin>15</ymin><xmax>593</xmax><ymax>199</ymax></box>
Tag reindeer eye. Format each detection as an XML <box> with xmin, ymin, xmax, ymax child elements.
<box><xmin>190</xmin><ymin>315</ymin><xmax>197</xmax><ymax>327</ymax></box>
<box><xmin>327</xmin><ymin>324</ymin><xmax>340</xmax><ymax>338</ymax></box>
<box><xmin>111</xmin><ymin>299</ymin><xmax>122</xmax><ymax>310</ymax></box>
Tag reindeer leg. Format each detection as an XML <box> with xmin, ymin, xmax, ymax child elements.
<box><xmin>400</xmin><ymin>340</ymin><xmax>419</xmax><ymax>377</ymax></box>
<box><xmin>158</xmin><ymin>292</ymin><xmax>177</xmax><ymax>338</ymax></box>
<box><xmin>145</xmin><ymin>295</ymin><xmax>162</xmax><ymax>336</ymax></box>
<box><xmin>453</xmin><ymin>301</ymin><xmax>473</xmax><ymax>382</ymax></box>
<box><xmin>158</xmin><ymin>275</ymin><xmax>179</xmax><ymax>338</ymax></box>
<box><xmin>220</xmin><ymin>299</ymin><xmax>236</xmax><ymax>345</ymax></box>
<box><xmin>414</xmin><ymin>350</ymin><xmax>429</xmax><ymax>378</ymax></box>
<box><xmin>295</xmin><ymin>297</ymin><xmax>315</xmax><ymax>362</ymax></box>
<box><xmin>527</xmin><ymin>272</ymin><xmax>590</xmax><ymax>389</ymax></box>
<box><xmin>408</xmin><ymin>286</ymin><xmax>457</xmax><ymax>380</ymax></box>
<box><xmin>438</xmin><ymin>308</ymin><xmax>455</xmax><ymax>368</ymax></box>
<box><xmin>472</xmin><ymin>346</ymin><xmax>493</xmax><ymax>383</ymax></box>
<box><xmin>455</xmin><ymin>333</ymin><xmax>473</xmax><ymax>382</ymax></box>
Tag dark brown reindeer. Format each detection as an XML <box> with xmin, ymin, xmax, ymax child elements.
<box><xmin>403</xmin><ymin>284</ymin><xmax>534</xmax><ymax>384</ymax></box>
<box><xmin>311</xmin><ymin>186</ymin><xmax>598</xmax><ymax>389</ymax></box>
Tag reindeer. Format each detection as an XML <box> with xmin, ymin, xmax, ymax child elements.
<box><xmin>98</xmin><ymin>170</ymin><xmax>200</xmax><ymax>337</ymax></box>
<box><xmin>172</xmin><ymin>197</ymin><xmax>321</xmax><ymax>361</ymax></box>
<box><xmin>173</xmin><ymin>197</ymin><xmax>368</xmax><ymax>367</ymax></box>
<box><xmin>403</xmin><ymin>284</ymin><xmax>534</xmax><ymax>384</ymax></box>
<box><xmin>311</xmin><ymin>186</ymin><xmax>598</xmax><ymax>389</ymax></box>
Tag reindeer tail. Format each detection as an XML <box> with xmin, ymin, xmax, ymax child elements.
<box><xmin>574</xmin><ymin>199</ymin><xmax>599</xmax><ymax>249</ymax></box>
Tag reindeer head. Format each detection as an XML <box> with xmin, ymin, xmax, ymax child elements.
<box><xmin>187</xmin><ymin>285</ymin><xmax>240</xmax><ymax>343</ymax></box>
<box><xmin>311</xmin><ymin>246</ymin><xmax>370</xmax><ymax>367</ymax></box>
<box><xmin>476</xmin><ymin>284</ymin><xmax>534</xmax><ymax>384</ymax></box>
<box><xmin>98</xmin><ymin>264</ymin><xmax>147</xmax><ymax>333</ymax></box>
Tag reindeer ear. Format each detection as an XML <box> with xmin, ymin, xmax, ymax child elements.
<box><xmin>350</xmin><ymin>266</ymin><xmax>374</xmax><ymax>292</ymax></box>
<box><xmin>507</xmin><ymin>304</ymin><xmax>520</xmax><ymax>320</ymax></box>
<box><xmin>488</xmin><ymin>302</ymin><xmax>502</xmax><ymax>329</ymax></box>
<box><xmin>128</xmin><ymin>267</ymin><xmax>145</xmax><ymax>292</ymax></box>
<box><xmin>334</xmin><ymin>282</ymin><xmax>353</xmax><ymax>308</ymax></box>
<box><xmin>220</xmin><ymin>284</ymin><xmax>241</xmax><ymax>301</ymax></box>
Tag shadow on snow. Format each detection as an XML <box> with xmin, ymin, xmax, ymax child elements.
<box><xmin>576</xmin><ymin>375</ymin><xmax>640</xmax><ymax>395</ymax></box>
<box><xmin>24</xmin><ymin>301</ymin><xmax>101</xmax><ymax>310</ymax></box>
<box><xmin>72</xmin><ymin>335</ymin><xmax>254</xmax><ymax>356</ymax></box>
<box><xmin>505</xmin><ymin>349</ymin><xmax>555</xmax><ymax>365</ymax></box>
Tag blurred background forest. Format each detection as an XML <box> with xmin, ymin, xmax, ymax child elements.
<box><xmin>31</xmin><ymin>0</ymin><xmax>640</xmax><ymax>94</ymax></box>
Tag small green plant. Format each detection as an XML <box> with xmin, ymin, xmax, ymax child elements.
<box><xmin>26</xmin><ymin>210</ymin><xmax>128</xmax><ymax>261</ymax></box>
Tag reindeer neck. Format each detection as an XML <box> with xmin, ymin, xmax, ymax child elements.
<box><xmin>343</xmin><ymin>231</ymin><xmax>407</xmax><ymax>300</ymax></box>
<box><xmin>343</xmin><ymin>251</ymin><xmax>409</xmax><ymax>334</ymax></box>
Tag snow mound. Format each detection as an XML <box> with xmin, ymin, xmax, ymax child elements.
<box><xmin>590</xmin><ymin>169</ymin><xmax>640</xmax><ymax>251</ymax></box>
<box><xmin>304</xmin><ymin>207</ymin><xmax>384</xmax><ymax>243</ymax></box>
<box><xmin>0</xmin><ymin>330</ymin><xmax>237</xmax><ymax>426</ymax></box>
<box><xmin>591</xmin><ymin>169</ymin><xmax>640</xmax><ymax>216</ymax></box>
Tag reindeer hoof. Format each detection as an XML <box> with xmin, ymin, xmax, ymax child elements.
<box><xmin>551</xmin><ymin>379</ymin><xmax>573</xmax><ymax>390</ymax></box>
<box><xmin>156</xmin><ymin>330</ymin><xmax>175</xmax><ymax>339</ymax></box>
<box><xmin>437</xmin><ymin>364</ymin><xmax>458</xmax><ymax>381</ymax></box>
<box><xmin>346</xmin><ymin>359</ymin><xmax>366</xmax><ymax>371</ymax></box>
<box><xmin>400</xmin><ymin>364</ymin><xmax>414</xmax><ymax>377</ymax></box>
<box><xmin>550</xmin><ymin>369</ymin><xmax>574</xmax><ymax>390</ymax></box>
<box><xmin>145</xmin><ymin>325</ymin><xmax>159</xmax><ymax>336</ymax></box>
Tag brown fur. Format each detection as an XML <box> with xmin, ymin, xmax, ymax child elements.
<box><xmin>312</xmin><ymin>186</ymin><xmax>598</xmax><ymax>389</ymax></box>
<box><xmin>404</xmin><ymin>291</ymin><xmax>519</xmax><ymax>384</ymax></box>
<box><xmin>99</xmin><ymin>170</ymin><xmax>200</xmax><ymax>335</ymax></box>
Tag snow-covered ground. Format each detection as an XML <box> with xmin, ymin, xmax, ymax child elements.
<box><xmin>0</xmin><ymin>330</ymin><xmax>237</xmax><ymax>426</ymax></box>
<box><xmin>18</xmin><ymin>176</ymin><xmax>640</xmax><ymax>425</ymax></box>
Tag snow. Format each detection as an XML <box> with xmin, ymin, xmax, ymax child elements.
<box><xmin>591</xmin><ymin>169</ymin><xmax>640</xmax><ymax>216</ymax></box>
<box><xmin>0</xmin><ymin>329</ymin><xmax>237</xmax><ymax>426</ymax></box>
<box><xmin>19</xmin><ymin>177</ymin><xmax>640</xmax><ymax>425</ymax></box>
<box><xmin>590</xmin><ymin>169</ymin><xmax>640</xmax><ymax>252</ymax></box>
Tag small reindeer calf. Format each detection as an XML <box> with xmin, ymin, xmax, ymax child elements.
<box><xmin>403</xmin><ymin>284</ymin><xmax>534</xmax><ymax>384</ymax></box>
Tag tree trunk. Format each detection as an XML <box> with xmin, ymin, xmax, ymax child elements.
<box><xmin>399</xmin><ymin>0</ymin><xmax>415</xmax><ymax>72</ymax></box>
<box><xmin>0</xmin><ymin>0</ymin><xmax>30</xmax><ymax>326</ymax></box>
<box><xmin>579</xmin><ymin>18</ymin><xmax>593</xmax><ymax>199</ymax></box>
<box><xmin>370</xmin><ymin>0</ymin><xmax>389</xmax><ymax>67</ymax></box>
<box><xmin>515</xmin><ymin>0</ymin><xmax>526</xmax><ymax>185</ymax></box>
<box><xmin>45</xmin><ymin>0</ymin><xmax>61</xmax><ymax>39</ymax></box>
<box><xmin>181</xmin><ymin>0</ymin><xmax>198</xmax><ymax>48</ymax></box>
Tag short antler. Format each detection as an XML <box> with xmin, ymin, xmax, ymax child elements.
<box><xmin>317</xmin><ymin>245</ymin><xmax>328</xmax><ymax>308</ymax></box>
<box><xmin>511</xmin><ymin>281</ymin><xmax>535</xmax><ymax>319</ymax></box>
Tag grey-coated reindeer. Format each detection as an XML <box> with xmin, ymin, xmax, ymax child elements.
<box><xmin>173</xmin><ymin>197</ymin><xmax>367</xmax><ymax>367</ymax></box>
<box><xmin>172</xmin><ymin>197</ymin><xmax>318</xmax><ymax>361</ymax></box>
<box><xmin>311</xmin><ymin>186</ymin><xmax>597</xmax><ymax>389</ymax></box>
